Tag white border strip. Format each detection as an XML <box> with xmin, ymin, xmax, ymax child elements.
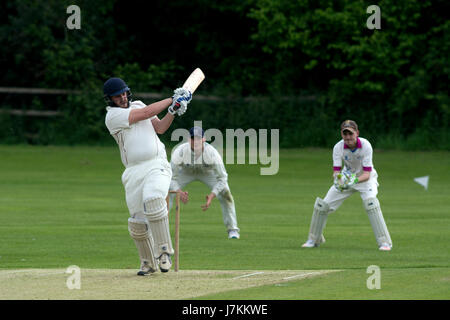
<box><xmin>232</xmin><ymin>271</ymin><xmax>265</xmax><ymax>279</ymax></box>
<box><xmin>283</xmin><ymin>272</ymin><xmax>322</xmax><ymax>280</ymax></box>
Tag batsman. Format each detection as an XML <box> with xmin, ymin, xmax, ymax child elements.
<box><xmin>302</xmin><ymin>120</ymin><xmax>393</xmax><ymax>251</ymax></box>
<box><xmin>104</xmin><ymin>77</ymin><xmax>192</xmax><ymax>275</ymax></box>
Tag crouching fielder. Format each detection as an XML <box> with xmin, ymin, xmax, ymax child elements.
<box><xmin>169</xmin><ymin>126</ymin><xmax>240</xmax><ymax>239</ymax></box>
<box><xmin>302</xmin><ymin>120</ymin><xmax>392</xmax><ymax>251</ymax></box>
<box><xmin>104</xmin><ymin>77</ymin><xmax>192</xmax><ymax>275</ymax></box>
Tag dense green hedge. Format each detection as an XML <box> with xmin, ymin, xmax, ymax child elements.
<box><xmin>1</xmin><ymin>91</ymin><xmax>448</xmax><ymax>150</ymax></box>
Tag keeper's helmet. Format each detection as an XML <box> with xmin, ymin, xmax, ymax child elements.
<box><xmin>103</xmin><ymin>77</ymin><xmax>132</xmax><ymax>107</ymax></box>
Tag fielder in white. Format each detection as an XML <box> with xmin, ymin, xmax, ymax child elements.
<box><xmin>302</xmin><ymin>120</ymin><xmax>393</xmax><ymax>251</ymax></box>
<box><xmin>104</xmin><ymin>77</ymin><xmax>192</xmax><ymax>275</ymax></box>
<box><xmin>168</xmin><ymin>126</ymin><xmax>240</xmax><ymax>239</ymax></box>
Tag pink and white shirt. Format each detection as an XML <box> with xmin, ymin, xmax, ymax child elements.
<box><xmin>332</xmin><ymin>137</ymin><xmax>376</xmax><ymax>178</ymax></box>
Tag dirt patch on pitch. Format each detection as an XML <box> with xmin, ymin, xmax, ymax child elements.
<box><xmin>0</xmin><ymin>269</ymin><xmax>338</xmax><ymax>300</ymax></box>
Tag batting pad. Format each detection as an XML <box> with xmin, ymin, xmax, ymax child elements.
<box><xmin>128</xmin><ymin>218</ymin><xmax>158</xmax><ymax>272</ymax></box>
<box><xmin>144</xmin><ymin>197</ymin><xmax>174</xmax><ymax>257</ymax></box>
<box><xmin>308</xmin><ymin>197</ymin><xmax>330</xmax><ymax>244</ymax></box>
<box><xmin>363</xmin><ymin>197</ymin><xmax>393</xmax><ymax>247</ymax></box>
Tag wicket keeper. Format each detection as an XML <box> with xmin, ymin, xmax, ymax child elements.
<box><xmin>104</xmin><ymin>77</ymin><xmax>192</xmax><ymax>275</ymax></box>
<box><xmin>168</xmin><ymin>126</ymin><xmax>240</xmax><ymax>239</ymax></box>
<box><xmin>302</xmin><ymin>120</ymin><xmax>393</xmax><ymax>251</ymax></box>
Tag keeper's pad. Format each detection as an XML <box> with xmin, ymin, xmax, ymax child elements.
<box><xmin>363</xmin><ymin>197</ymin><xmax>393</xmax><ymax>247</ymax></box>
<box><xmin>144</xmin><ymin>197</ymin><xmax>174</xmax><ymax>257</ymax></box>
<box><xmin>128</xmin><ymin>218</ymin><xmax>158</xmax><ymax>273</ymax></box>
<box><xmin>308</xmin><ymin>197</ymin><xmax>330</xmax><ymax>244</ymax></box>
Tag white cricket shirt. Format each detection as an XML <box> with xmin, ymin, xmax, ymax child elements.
<box><xmin>105</xmin><ymin>100</ymin><xmax>167</xmax><ymax>167</ymax></box>
<box><xmin>332</xmin><ymin>137</ymin><xmax>376</xmax><ymax>177</ymax></box>
<box><xmin>170</xmin><ymin>142</ymin><xmax>228</xmax><ymax>195</ymax></box>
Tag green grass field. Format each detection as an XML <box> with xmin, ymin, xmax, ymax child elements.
<box><xmin>0</xmin><ymin>145</ymin><xmax>449</xmax><ymax>299</ymax></box>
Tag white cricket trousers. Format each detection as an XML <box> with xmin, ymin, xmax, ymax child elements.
<box><xmin>324</xmin><ymin>176</ymin><xmax>379</xmax><ymax>212</ymax></box>
<box><xmin>121</xmin><ymin>157</ymin><xmax>172</xmax><ymax>219</ymax></box>
<box><xmin>169</xmin><ymin>173</ymin><xmax>239</xmax><ymax>232</ymax></box>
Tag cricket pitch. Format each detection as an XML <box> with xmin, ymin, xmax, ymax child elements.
<box><xmin>0</xmin><ymin>269</ymin><xmax>339</xmax><ymax>300</ymax></box>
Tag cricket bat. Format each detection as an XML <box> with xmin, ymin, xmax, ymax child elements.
<box><xmin>182</xmin><ymin>68</ymin><xmax>205</xmax><ymax>94</ymax></box>
<box><xmin>173</xmin><ymin>68</ymin><xmax>205</xmax><ymax>111</ymax></box>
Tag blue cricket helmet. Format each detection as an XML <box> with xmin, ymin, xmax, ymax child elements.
<box><xmin>103</xmin><ymin>77</ymin><xmax>132</xmax><ymax>107</ymax></box>
<box><xmin>189</xmin><ymin>126</ymin><xmax>205</xmax><ymax>138</ymax></box>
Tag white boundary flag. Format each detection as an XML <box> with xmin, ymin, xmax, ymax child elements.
<box><xmin>414</xmin><ymin>176</ymin><xmax>429</xmax><ymax>190</ymax></box>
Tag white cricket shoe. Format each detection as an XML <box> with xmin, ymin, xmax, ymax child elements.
<box><xmin>137</xmin><ymin>260</ymin><xmax>157</xmax><ymax>276</ymax></box>
<box><xmin>379</xmin><ymin>243</ymin><xmax>392</xmax><ymax>251</ymax></box>
<box><xmin>302</xmin><ymin>239</ymin><xmax>318</xmax><ymax>248</ymax></box>
<box><xmin>302</xmin><ymin>235</ymin><xmax>325</xmax><ymax>248</ymax></box>
<box><xmin>159</xmin><ymin>253</ymin><xmax>172</xmax><ymax>273</ymax></box>
<box><xmin>228</xmin><ymin>230</ymin><xmax>240</xmax><ymax>239</ymax></box>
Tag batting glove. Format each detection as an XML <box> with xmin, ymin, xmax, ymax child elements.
<box><xmin>168</xmin><ymin>88</ymin><xmax>192</xmax><ymax>116</ymax></box>
<box><xmin>176</xmin><ymin>100</ymin><xmax>188</xmax><ymax>116</ymax></box>
<box><xmin>168</xmin><ymin>95</ymin><xmax>188</xmax><ymax>116</ymax></box>
<box><xmin>173</xmin><ymin>87</ymin><xmax>192</xmax><ymax>103</ymax></box>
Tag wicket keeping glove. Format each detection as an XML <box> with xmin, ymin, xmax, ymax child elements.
<box><xmin>333</xmin><ymin>171</ymin><xmax>358</xmax><ymax>191</ymax></box>
<box><xmin>334</xmin><ymin>173</ymin><xmax>346</xmax><ymax>192</ymax></box>
<box><xmin>342</xmin><ymin>171</ymin><xmax>358</xmax><ymax>188</ymax></box>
